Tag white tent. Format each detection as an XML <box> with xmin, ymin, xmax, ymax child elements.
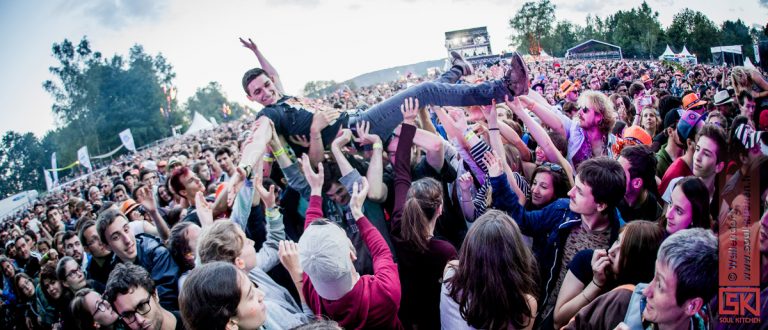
<box><xmin>184</xmin><ymin>112</ymin><xmax>214</xmax><ymax>135</ymax></box>
<box><xmin>745</xmin><ymin>57</ymin><xmax>755</xmax><ymax>68</ymax></box>
<box><xmin>680</xmin><ymin>46</ymin><xmax>692</xmax><ymax>57</ymax></box>
<box><xmin>659</xmin><ymin>45</ymin><xmax>675</xmax><ymax>60</ymax></box>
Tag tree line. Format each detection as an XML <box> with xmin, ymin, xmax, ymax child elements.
<box><xmin>510</xmin><ymin>0</ymin><xmax>762</xmax><ymax>61</ymax></box>
<box><xmin>0</xmin><ymin>37</ymin><xmax>250</xmax><ymax>198</ymax></box>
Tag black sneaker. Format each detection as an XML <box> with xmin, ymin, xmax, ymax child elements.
<box><xmin>450</xmin><ymin>50</ymin><xmax>473</xmax><ymax>76</ymax></box>
<box><xmin>504</xmin><ymin>52</ymin><xmax>529</xmax><ymax>96</ymax></box>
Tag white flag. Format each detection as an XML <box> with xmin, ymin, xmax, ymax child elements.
<box><xmin>43</xmin><ymin>168</ymin><xmax>53</xmax><ymax>192</ymax></box>
<box><xmin>119</xmin><ymin>129</ymin><xmax>136</xmax><ymax>152</ymax></box>
<box><xmin>51</xmin><ymin>153</ymin><xmax>59</xmax><ymax>187</ymax></box>
<box><xmin>78</xmin><ymin>146</ymin><xmax>92</xmax><ymax>171</ymax></box>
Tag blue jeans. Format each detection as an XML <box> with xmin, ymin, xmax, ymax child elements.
<box><xmin>352</xmin><ymin>69</ymin><xmax>509</xmax><ymax>138</ymax></box>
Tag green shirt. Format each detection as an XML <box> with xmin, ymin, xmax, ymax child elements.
<box><xmin>655</xmin><ymin>144</ymin><xmax>674</xmax><ymax>178</ymax></box>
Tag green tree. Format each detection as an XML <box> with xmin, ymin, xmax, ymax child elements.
<box><xmin>508</xmin><ymin>0</ymin><xmax>556</xmax><ymax>54</ymax></box>
<box><xmin>720</xmin><ymin>20</ymin><xmax>755</xmax><ymax>61</ymax></box>
<box><xmin>603</xmin><ymin>2</ymin><xmax>664</xmax><ymax>59</ymax></box>
<box><xmin>542</xmin><ymin>20</ymin><xmax>579</xmax><ymax>57</ymax></box>
<box><xmin>0</xmin><ymin>132</ymin><xmax>45</xmax><ymax>197</ymax></box>
<box><xmin>42</xmin><ymin>37</ymin><xmax>183</xmax><ymax>163</ymax></box>
<box><xmin>666</xmin><ymin>9</ymin><xmax>720</xmax><ymax>62</ymax></box>
<box><xmin>184</xmin><ymin>81</ymin><xmax>246</xmax><ymax>123</ymax></box>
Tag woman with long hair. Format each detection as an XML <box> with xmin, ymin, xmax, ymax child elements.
<box><xmin>69</xmin><ymin>288</ymin><xmax>121</xmax><ymax>330</ymax></box>
<box><xmin>180</xmin><ymin>262</ymin><xmax>267</xmax><ymax>330</ymax></box>
<box><xmin>441</xmin><ymin>210</ymin><xmax>538</xmax><ymax>329</ymax></box>
<box><xmin>392</xmin><ymin>99</ymin><xmax>457</xmax><ymax>329</ymax></box>
<box><xmin>663</xmin><ymin>176</ymin><xmax>712</xmax><ymax>235</ymax></box>
<box><xmin>526</xmin><ymin>163</ymin><xmax>572</xmax><ymax>211</ymax></box>
<box><xmin>553</xmin><ymin>220</ymin><xmax>666</xmax><ymax>328</ymax></box>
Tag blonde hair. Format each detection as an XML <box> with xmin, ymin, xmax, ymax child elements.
<box><xmin>578</xmin><ymin>90</ymin><xmax>617</xmax><ymax>136</ymax></box>
<box><xmin>730</xmin><ymin>66</ymin><xmax>756</xmax><ymax>94</ymax></box>
<box><xmin>197</xmin><ymin>221</ymin><xmax>243</xmax><ymax>264</ymax></box>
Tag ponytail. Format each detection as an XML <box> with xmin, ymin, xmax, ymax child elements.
<box><xmin>401</xmin><ymin>178</ymin><xmax>443</xmax><ymax>252</ymax></box>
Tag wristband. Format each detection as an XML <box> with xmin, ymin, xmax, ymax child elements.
<box><xmin>464</xmin><ymin>131</ymin><xmax>477</xmax><ymax>141</ymax></box>
<box><xmin>488</xmin><ymin>128</ymin><xmax>500</xmax><ymax>131</ymax></box>
<box><xmin>263</xmin><ymin>155</ymin><xmax>275</xmax><ymax>162</ymax></box>
<box><xmin>272</xmin><ymin>147</ymin><xmax>286</xmax><ymax>157</ymax></box>
<box><xmin>265</xmin><ymin>206</ymin><xmax>281</xmax><ymax>218</ymax></box>
<box><xmin>592</xmin><ymin>279</ymin><xmax>604</xmax><ymax>289</ymax></box>
<box><xmin>372</xmin><ymin>142</ymin><xmax>383</xmax><ymax>150</ymax></box>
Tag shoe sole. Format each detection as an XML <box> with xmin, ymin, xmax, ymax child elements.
<box><xmin>510</xmin><ymin>52</ymin><xmax>529</xmax><ymax>96</ymax></box>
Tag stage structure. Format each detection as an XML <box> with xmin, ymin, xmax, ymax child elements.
<box><xmin>565</xmin><ymin>39</ymin><xmax>622</xmax><ymax>60</ymax></box>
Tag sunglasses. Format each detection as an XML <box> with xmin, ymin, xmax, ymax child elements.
<box><xmin>540</xmin><ymin>162</ymin><xmax>564</xmax><ymax>173</ymax></box>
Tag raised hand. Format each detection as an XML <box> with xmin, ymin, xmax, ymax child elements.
<box><xmin>479</xmin><ymin>99</ymin><xmax>498</xmax><ymax>125</ymax></box>
<box><xmin>591</xmin><ymin>249</ymin><xmax>610</xmax><ymax>289</ymax></box>
<box><xmin>227</xmin><ymin>166</ymin><xmax>247</xmax><ymax>207</ymax></box>
<box><xmin>239</xmin><ymin>37</ymin><xmax>258</xmax><ymax>53</ymax></box>
<box><xmin>354</xmin><ymin>121</ymin><xmax>381</xmax><ymax>146</ymax></box>
<box><xmin>300</xmin><ymin>154</ymin><xmax>324</xmax><ymax>194</ymax></box>
<box><xmin>483</xmin><ymin>151</ymin><xmax>503</xmax><ymax>177</ymax></box>
<box><xmin>504</xmin><ymin>95</ymin><xmax>524</xmax><ymax>115</ymax></box>
<box><xmin>332</xmin><ymin>129</ymin><xmax>353</xmax><ymax>148</ymax></box>
<box><xmin>194</xmin><ymin>191</ymin><xmax>213</xmax><ymax>228</ymax></box>
<box><xmin>310</xmin><ymin>108</ymin><xmax>342</xmax><ymax>134</ymax></box>
<box><xmin>288</xmin><ymin>135</ymin><xmax>311</xmax><ymax>148</ymax></box>
<box><xmin>254</xmin><ymin>174</ymin><xmax>277</xmax><ymax>209</ymax></box>
<box><xmin>134</xmin><ymin>185</ymin><xmax>157</xmax><ymax>213</ymax></box>
<box><xmin>400</xmin><ymin>97</ymin><xmax>419</xmax><ymax>125</ymax></box>
<box><xmin>349</xmin><ymin>177</ymin><xmax>370</xmax><ymax>220</ymax></box>
<box><xmin>458</xmin><ymin>172</ymin><xmax>474</xmax><ymax>191</ymax></box>
<box><xmin>278</xmin><ymin>240</ymin><xmax>302</xmax><ymax>277</ymax></box>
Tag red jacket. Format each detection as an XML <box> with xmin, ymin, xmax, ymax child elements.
<box><xmin>302</xmin><ymin>195</ymin><xmax>403</xmax><ymax>329</ymax></box>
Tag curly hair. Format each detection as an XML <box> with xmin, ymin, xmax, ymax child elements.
<box><xmin>578</xmin><ymin>90</ymin><xmax>617</xmax><ymax>136</ymax></box>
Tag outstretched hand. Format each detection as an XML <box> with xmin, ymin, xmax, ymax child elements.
<box><xmin>483</xmin><ymin>151</ymin><xmax>503</xmax><ymax>177</ymax></box>
<box><xmin>254</xmin><ymin>174</ymin><xmax>277</xmax><ymax>209</ymax></box>
<box><xmin>400</xmin><ymin>97</ymin><xmax>419</xmax><ymax>125</ymax></box>
<box><xmin>479</xmin><ymin>99</ymin><xmax>498</xmax><ymax>125</ymax></box>
<box><xmin>278</xmin><ymin>240</ymin><xmax>302</xmax><ymax>278</ymax></box>
<box><xmin>239</xmin><ymin>37</ymin><xmax>259</xmax><ymax>53</ymax></box>
<box><xmin>134</xmin><ymin>185</ymin><xmax>157</xmax><ymax>213</ymax></box>
<box><xmin>354</xmin><ymin>121</ymin><xmax>381</xmax><ymax>146</ymax></box>
<box><xmin>349</xmin><ymin>177</ymin><xmax>370</xmax><ymax>220</ymax></box>
<box><xmin>300</xmin><ymin>154</ymin><xmax>324</xmax><ymax>194</ymax></box>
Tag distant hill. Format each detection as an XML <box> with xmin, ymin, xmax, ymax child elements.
<box><xmin>344</xmin><ymin>58</ymin><xmax>446</xmax><ymax>88</ymax></box>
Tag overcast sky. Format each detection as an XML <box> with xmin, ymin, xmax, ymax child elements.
<box><xmin>1</xmin><ymin>0</ymin><xmax>766</xmax><ymax>138</ymax></box>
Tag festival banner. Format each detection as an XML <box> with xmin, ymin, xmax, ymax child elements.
<box><xmin>77</xmin><ymin>146</ymin><xmax>92</xmax><ymax>172</ymax></box>
<box><xmin>119</xmin><ymin>129</ymin><xmax>136</xmax><ymax>152</ymax></box>
<box><xmin>51</xmin><ymin>153</ymin><xmax>59</xmax><ymax>187</ymax></box>
<box><xmin>43</xmin><ymin>168</ymin><xmax>53</xmax><ymax>192</ymax></box>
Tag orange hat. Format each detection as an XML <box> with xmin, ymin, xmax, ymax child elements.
<box><xmin>682</xmin><ymin>93</ymin><xmax>707</xmax><ymax>110</ymax></box>
<box><xmin>559</xmin><ymin>80</ymin><xmax>580</xmax><ymax>98</ymax></box>
<box><xmin>623</xmin><ymin>125</ymin><xmax>652</xmax><ymax>146</ymax></box>
<box><xmin>120</xmin><ymin>199</ymin><xmax>141</xmax><ymax>215</ymax></box>
<box><xmin>641</xmin><ymin>75</ymin><xmax>653</xmax><ymax>83</ymax></box>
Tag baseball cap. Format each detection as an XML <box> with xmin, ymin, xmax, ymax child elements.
<box><xmin>298</xmin><ymin>221</ymin><xmax>355</xmax><ymax>300</ymax></box>
<box><xmin>623</xmin><ymin>126</ymin><xmax>652</xmax><ymax>145</ymax></box>
<box><xmin>677</xmin><ymin>110</ymin><xmax>707</xmax><ymax>141</ymax></box>
<box><xmin>712</xmin><ymin>90</ymin><xmax>733</xmax><ymax>106</ymax></box>
<box><xmin>682</xmin><ymin>93</ymin><xmax>707</xmax><ymax>110</ymax></box>
<box><xmin>734</xmin><ymin>123</ymin><xmax>762</xmax><ymax>149</ymax></box>
<box><xmin>663</xmin><ymin>108</ymin><xmax>683</xmax><ymax>129</ymax></box>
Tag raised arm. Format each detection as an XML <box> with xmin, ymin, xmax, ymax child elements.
<box><xmin>134</xmin><ymin>186</ymin><xmax>170</xmax><ymax>242</ymax></box>
<box><xmin>507</xmin><ymin>96</ymin><xmax>575</xmax><ymax>185</ymax></box>
<box><xmin>330</xmin><ymin>129</ymin><xmax>356</xmax><ymax>177</ymax></box>
<box><xmin>518</xmin><ymin>94</ymin><xmax>566</xmax><ymax>137</ymax></box>
<box><xmin>419</xmin><ymin>105</ymin><xmax>437</xmax><ymax>135</ymax></box>
<box><xmin>391</xmin><ymin>98</ymin><xmax>419</xmax><ymax>232</ymax></box>
<box><xmin>239</xmin><ymin>37</ymin><xmax>285</xmax><ymax>94</ymax></box>
<box><xmin>300</xmin><ymin>154</ymin><xmax>325</xmax><ymax>229</ymax></box>
<box><xmin>354</xmin><ymin>121</ymin><xmax>387</xmax><ymax>203</ymax></box>
<box><xmin>307</xmin><ymin>108</ymin><xmax>341</xmax><ymax>164</ymax></box>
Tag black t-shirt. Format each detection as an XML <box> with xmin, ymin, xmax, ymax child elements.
<box><xmin>257</xmin><ymin>95</ymin><xmax>348</xmax><ymax>153</ymax></box>
<box><xmin>171</xmin><ymin>310</ymin><xmax>186</xmax><ymax>330</ymax></box>
<box><xmin>568</xmin><ymin>249</ymin><xmax>595</xmax><ymax>285</ymax></box>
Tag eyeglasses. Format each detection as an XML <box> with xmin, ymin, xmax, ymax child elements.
<box><xmin>118</xmin><ymin>294</ymin><xmax>152</xmax><ymax>324</ymax></box>
<box><xmin>65</xmin><ymin>268</ymin><xmax>82</xmax><ymax>280</ymax></box>
<box><xmin>92</xmin><ymin>299</ymin><xmax>112</xmax><ymax>317</ymax></box>
<box><xmin>579</xmin><ymin>107</ymin><xmax>591</xmax><ymax>114</ymax></box>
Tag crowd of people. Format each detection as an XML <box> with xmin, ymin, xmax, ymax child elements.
<box><xmin>1</xmin><ymin>36</ymin><xmax>767</xmax><ymax>330</ymax></box>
